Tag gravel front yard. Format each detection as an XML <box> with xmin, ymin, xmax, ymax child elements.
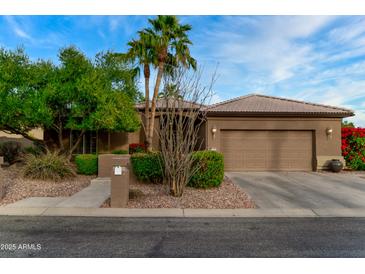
<box><xmin>1</xmin><ymin>165</ymin><xmax>254</xmax><ymax>209</ymax></box>
<box><xmin>102</xmin><ymin>176</ymin><xmax>255</xmax><ymax>209</ymax></box>
<box><xmin>0</xmin><ymin>165</ymin><xmax>94</xmax><ymax>206</ymax></box>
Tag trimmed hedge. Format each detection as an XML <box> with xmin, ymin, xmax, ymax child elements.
<box><xmin>75</xmin><ymin>154</ymin><xmax>98</xmax><ymax>175</ymax></box>
<box><xmin>188</xmin><ymin>150</ymin><xmax>224</xmax><ymax>188</ymax></box>
<box><xmin>112</xmin><ymin>149</ymin><xmax>128</xmax><ymax>155</ymax></box>
<box><xmin>130</xmin><ymin>152</ymin><xmax>163</xmax><ymax>183</ymax></box>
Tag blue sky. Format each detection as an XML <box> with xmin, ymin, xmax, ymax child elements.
<box><xmin>1</xmin><ymin>15</ymin><xmax>364</xmax><ymax>125</ymax></box>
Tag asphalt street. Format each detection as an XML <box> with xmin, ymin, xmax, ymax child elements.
<box><xmin>0</xmin><ymin>216</ymin><xmax>364</xmax><ymax>257</ymax></box>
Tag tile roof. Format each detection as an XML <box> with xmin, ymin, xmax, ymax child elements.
<box><xmin>135</xmin><ymin>98</ymin><xmax>202</xmax><ymax>110</ymax></box>
<box><xmin>204</xmin><ymin>94</ymin><xmax>354</xmax><ymax>117</ymax></box>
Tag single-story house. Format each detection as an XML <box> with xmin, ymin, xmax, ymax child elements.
<box><xmin>6</xmin><ymin>93</ymin><xmax>354</xmax><ymax>171</ymax></box>
<box><xmin>134</xmin><ymin>93</ymin><xmax>353</xmax><ymax>171</ymax></box>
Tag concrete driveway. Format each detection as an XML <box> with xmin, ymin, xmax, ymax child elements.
<box><xmin>227</xmin><ymin>172</ymin><xmax>365</xmax><ymax>209</ymax></box>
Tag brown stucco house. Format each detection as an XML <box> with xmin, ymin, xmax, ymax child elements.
<box><xmin>41</xmin><ymin>93</ymin><xmax>353</xmax><ymax>171</ymax></box>
<box><xmin>137</xmin><ymin>94</ymin><xmax>354</xmax><ymax>171</ymax></box>
<box><xmin>201</xmin><ymin>94</ymin><xmax>354</xmax><ymax>171</ymax></box>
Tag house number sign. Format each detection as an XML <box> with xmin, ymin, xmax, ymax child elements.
<box><xmin>113</xmin><ymin>166</ymin><xmax>123</xmax><ymax>176</ymax></box>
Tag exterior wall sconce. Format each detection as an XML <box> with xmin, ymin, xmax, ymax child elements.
<box><xmin>212</xmin><ymin>126</ymin><xmax>217</xmax><ymax>140</ymax></box>
<box><xmin>326</xmin><ymin>128</ymin><xmax>333</xmax><ymax>139</ymax></box>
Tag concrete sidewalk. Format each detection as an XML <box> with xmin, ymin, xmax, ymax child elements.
<box><xmin>4</xmin><ymin>178</ymin><xmax>110</xmax><ymax>209</ymax></box>
<box><xmin>0</xmin><ymin>207</ymin><xmax>365</xmax><ymax>217</ymax></box>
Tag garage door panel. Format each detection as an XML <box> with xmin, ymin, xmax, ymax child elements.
<box><xmin>221</xmin><ymin>130</ymin><xmax>313</xmax><ymax>171</ymax></box>
<box><xmin>243</xmin><ymin>151</ymin><xmax>267</xmax><ymax>169</ymax></box>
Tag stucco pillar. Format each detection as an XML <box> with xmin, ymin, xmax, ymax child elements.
<box><xmin>111</xmin><ymin>166</ymin><xmax>129</xmax><ymax>208</ymax></box>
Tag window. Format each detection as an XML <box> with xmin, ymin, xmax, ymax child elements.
<box><xmin>70</xmin><ymin>131</ymin><xmax>97</xmax><ymax>154</ymax></box>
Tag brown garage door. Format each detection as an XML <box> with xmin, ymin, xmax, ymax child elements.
<box><xmin>221</xmin><ymin>130</ymin><xmax>313</xmax><ymax>171</ymax></box>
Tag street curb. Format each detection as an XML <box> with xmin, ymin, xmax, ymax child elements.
<box><xmin>1</xmin><ymin>207</ymin><xmax>365</xmax><ymax>217</ymax></box>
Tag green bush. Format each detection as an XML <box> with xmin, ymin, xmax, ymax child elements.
<box><xmin>112</xmin><ymin>149</ymin><xmax>128</xmax><ymax>155</ymax></box>
<box><xmin>130</xmin><ymin>152</ymin><xmax>163</xmax><ymax>183</ymax></box>
<box><xmin>188</xmin><ymin>150</ymin><xmax>224</xmax><ymax>188</ymax></box>
<box><xmin>0</xmin><ymin>141</ymin><xmax>22</xmax><ymax>164</ymax></box>
<box><xmin>23</xmin><ymin>144</ymin><xmax>44</xmax><ymax>156</ymax></box>
<box><xmin>23</xmin><ymin>151</ymin><xmax>76</xmax><ymax>181</ymax></box>
<box><xmin>75</xmin><ymin>154</ymin><xmax>98</xmax><ymax>175</ymax></box>
<box><xmin>129</xmin><ymin>143</ymin><xmax>146</xmax><ymax>154</ymax></box>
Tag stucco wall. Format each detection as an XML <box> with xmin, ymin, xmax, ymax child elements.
<box><xmin>0</xmin><ymin>128</ymin><xmax>44</xmax><ymax>146</ymax></box>
<box><xmin>205</xmin><ymin>116</ymin><xmax>343</xmax><ymax>170</ymax></box>
<box><xmin>196</xmin><ymin>119</ymin><xmax>207</xmax><ymax>150</ymax></box>
<box><xmin>98</xmin><ymin>131</ymin><xmax>129</xmax><ymax>153</ymax></box>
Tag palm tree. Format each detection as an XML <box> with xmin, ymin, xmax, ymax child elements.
<box><xmin>125</xmin><ymin>31</ymin><xmax>156</xmax><ymax>147</ymax></box>
<box><xmin>158</xmin><ymin>83</ymin><xmax>182</xmax><ymax>99</ymax></box>
<box><xmin>145</xmin><ymin>15</ymin><xmax>196</xmax><ymax>151</ymax></box>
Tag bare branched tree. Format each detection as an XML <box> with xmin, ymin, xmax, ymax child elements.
<box><xmin>156</xmin><ymin>65</ymin><xmax>216</xmax><ymax>197</ymax></box>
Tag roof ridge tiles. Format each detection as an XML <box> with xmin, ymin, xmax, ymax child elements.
<box><xmin>251</xmin><ymin>93</ymin><xmax>353</xmax><ymax>113</ymax></box>
<box><xmin>206</xmin><ymin>93</ymin><xmax>354</xmax><ymax>113</ymax></box>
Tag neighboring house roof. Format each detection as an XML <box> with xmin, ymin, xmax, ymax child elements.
<box><xmin>135</xmin><ymin>98</ymin><xmax>202</xmax><ymax>110</ymax></box>
<box><xmin>204</xmin><ymin>94</ymin><xmax>354</xmax><ymax>118</ymax></box>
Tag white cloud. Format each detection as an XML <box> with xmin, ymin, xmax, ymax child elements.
<box><xmin>197</xmin><ymin>16</ymin><xmax>335</xmax><ymax>84</ymax></box>
<box><xmin>98</xmin><ymin>30</ymin><xmax>106</xmax><ymax>39</ymax></box>
<box><xmin>293</xmin><ymin>79</ymin><xmax>365</xmax><ymax>126</ymax></box>
<box><xmin>13</xmin><ymin>27</ymin><xmax>30</xmax><ymax>39</ymax></box>
<box><xmin>4</xmin><ymin>16</ymin><xmax>33</xmax><ymax>40</ymax></box>
<box><xmin>108</xmin><ymin>16</ymin><xmax>144</xmax><ymax>36</ymax></box>
<box><xmin>109</xmin><ymin>17</ymin><xmax>121</xmax><ymax>32</ymax></box>
<box><xmin>3</xmin><ymin>16</ymin><xmax>68</xmax><ymax>50</ymax></box>
<box><xmin>191</xmin><ymin>16</ymin><xmax>365</xmax><ymax>128</ymax></box>
<box><xmin>346</xmin><ymin>110</ymin><xmax>365</xmax><ymax>128</ymax></box>
<box><xmin>328</xmin><ymin>17</ymin><xmax>365</xmax><ymax>45</ymax></box>
<box><xmin>209</xmin><ymin>94</ymin><xmax>223</xmax><ymax>104</ymax></box>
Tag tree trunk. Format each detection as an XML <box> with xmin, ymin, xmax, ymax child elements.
<box><xmin>144</xmin><ymin>64</ymin><xmax>150</xmax><ymax>149</ymax></box>
<box><xmin>67</xmin><ymin>130</ymin><xmax>85</xmax><ymax>160</ymax></box>
<box><xmin>57</xmin><ymin>126</ymin><xmax>65</xmax><ymax>153</ymax></box>
<box><xmin>107</xmin><ymin>130</ymin><xmax>111</xmax><ymax>152</ymax></box>
<box><xmin>147</xmin><ymin>62</ymin><xmax>164</xmax><ymax>151</ymax></box>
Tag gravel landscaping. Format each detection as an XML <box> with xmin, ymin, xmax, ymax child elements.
<box><xmin>0</xmin><ymin>165</ymin><xmax>94</xmax><ymax>206</ymax></box>
<box><xmin>1</xmin><ymin>165</ymin><xmax>254</xmax><ymax>209</ymax></box>
<box><xmin>102</xmin><ymin>176</ymin><xmax>255</xmax><ymax>209</ymax></box>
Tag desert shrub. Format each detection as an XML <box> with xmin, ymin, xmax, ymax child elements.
<box><xmin>130</xmin><ymin>152</ymin><xmax>163</xmax><ymax>183</ymax></box>
<box><xmin>0</xmin><ymin>141</ymin><xmax>22</xmax><ymax>164</ymax></box>
<box><xmin>75</xmin><ymin>154</ymin><xmax>98</xmax><ymax>175</ymax></box>
<box><xmin>23</xmin><ymin>144</ymin><xmax>44</xmax><ymax>156</ymax></box>
<box><xmin>342</xmin><ymin>127</ymin><xmax>365</xmax><ymax>170</ymax></box>
<box><xmin>112</xmin><ymin>149</ymin><xmax>128</xmax><ymax>155</ymax></box>
<box><xmin>23</xmin><ymin>151</ymin><xmax>75</xmax><ymax>181</ymax></box>
<box><xmin>129</xmin><ymin>143</ymin><xmax>146</xmax><ymax>154</ymax></box>
<box><xmin>188</xmin><ymin>150</ymin><xmax>224</xmax><ymax>188</ymax></box>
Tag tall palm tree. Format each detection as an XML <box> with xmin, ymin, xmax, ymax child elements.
<box><xmin>126</xmin><ymin>31</ymin><xmax>156</xmax><ymax>146</ymax></box>
<box><xmin>145</xmin><ymin>15</ymin><xmax>196</xmax><ymax>151</ymax></box>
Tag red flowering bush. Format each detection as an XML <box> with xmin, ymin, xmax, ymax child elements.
<box><xmin>341</xmin><ymin>127</ymin><xmax>365</xmax><ymax>170</ymax></box>
<box><xmin>129</xmin><ymin>143</ymin><xmax>146</xmax><ymax>154</ymax></box>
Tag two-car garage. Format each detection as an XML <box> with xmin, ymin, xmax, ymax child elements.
<box><xmin>221</xmin><ymin>130</ymin><xmax>313</xmax><ymax>171</ymax></box>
